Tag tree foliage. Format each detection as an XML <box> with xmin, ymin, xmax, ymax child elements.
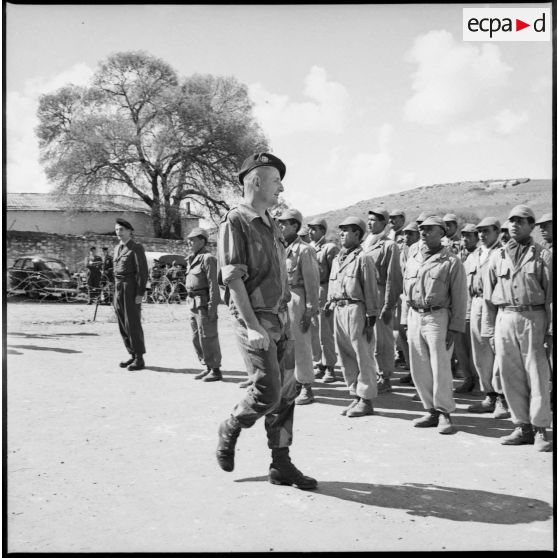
<box><xmin>37</xmin><ymin>51</ymin><xmax>268</xmax><ymax>238</ymax></box>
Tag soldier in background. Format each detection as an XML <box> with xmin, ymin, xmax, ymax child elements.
<box><xmin>100</xmin><ymin>246</ymin><xmax>114</xmax><ymax>305</ymax></box>
<box><xmin>459</xmin><ymin>224</ymin><xmax>479</xmax><ymax>262</ymax></box>
<box><xmin>499</xmin><ymin>221</ymin><xmax>511</xmax><ymax>245</ymax></box>
<box><xmin>442</xmin><ymin>213</ymin><xmax>460</xmax><ymax>254</ymax></box>
<box><xmin>388</xmin><ymin>209</ymin><xmax>406</xmax><ymax>247</ymax></box>
<box><xmin>307</xmin><ymin>217</ymin><xmax>340</xmax><ymax>383</ymax></box>
<box><xmin>297</xmin><ymin>225</ymin><xmax>311</xmax><ymax>244</ymax></box>
<box><xmin>536</xmin><ymin>213</ymin><xmax>553</xmax><ymax>250</ymax></box>
<box><xmin>85</xmin><ymin>246</ymin><xmax>103</xmax><ymax>305</ymax></box>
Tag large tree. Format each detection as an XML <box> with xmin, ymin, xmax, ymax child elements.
<box><xmin>37</xmin><ymin>51</ymin><xmax>268</xmax><ymax>238</ymax></box>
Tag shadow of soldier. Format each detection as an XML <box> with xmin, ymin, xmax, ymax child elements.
<box><xmin>9</xmin><ymin>331</ymin><xmax>99</xmax><ymax>339</ymax></box>
<box><xmin>7</xmin><ymin>344</ymin><xmax>82</xmax><ymax>354</ymax></box>
<box><xmin>234</xmin><ymin>477</ymin><xmax>552</xmax><ymax>525</ymax></box>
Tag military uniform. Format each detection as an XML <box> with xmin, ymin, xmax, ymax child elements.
<box><xmin>86</xmin><ymin>252</ymin><xmax>103</xmax><ymax>304</ymax></box>
<box><xmin>482</xmin><ymin>207</ymin><xmax>552</xmax><ymax>449</ymax></box>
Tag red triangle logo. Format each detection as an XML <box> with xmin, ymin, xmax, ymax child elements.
<box><xmin>516</xmin><ymin>19</ymin><xmax>530</xmax><ymax>31</ymax></box>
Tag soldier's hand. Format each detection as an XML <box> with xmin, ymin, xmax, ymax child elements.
<box><xmin>445</xmin><ymin>329</ymin><xmax>455</xmax><ymax>350</ymax></box>
<box><xmin>300</xmin><ymin>308</ymin><xmax>312</xmax><ymax>334</ymax></box>
<box><xmin>323</xmin><ymin>302</ymin><xmax>333</xmax><ymax>318</ymax></box>
<box><xmin>379</xmin><ymin>306</ymin><xmax>392</xmax><ymax>324</ymax></box>
<box><xmin>488</xmin><ymin>336</ymin><xmax>496</xmax><ymax>353</ymax></box>
<box><xmin>135</xmin><ymin>295</ymin><xmax>143</xmax><ymax>305</ymax></box>
<box><xmin>363</xmin><ymin>316</ymin><xmax>376</xmax><ymax>343</ymax></box>
<box><xmin>544</xmin><ymin>334</ymin><xmax>553</xmax><ymax>350</ymax></box>
<box><xmin>247</xmin><ymin>325</ymin><xmax>270</xmax><ymax>351</ymax></box>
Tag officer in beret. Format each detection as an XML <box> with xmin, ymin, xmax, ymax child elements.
<box><xmin>482</xmin><ymin>205</ymin><xmax>552</xmax><ymax>451</ymax></box>
<box><xmin>277</xmin><ymin>209</ymin><xmax>320</xmax><ymax>405</ymax></box>
<box><xmin>362</xmin><ymin>208</ymin><xmax>403</xmax><ymax>394</ymax></box>
<box><xmin>327</xmin><ymin>216</ymin><xmax>380</xmax><ymax>417</ymax></box>
<box><xmin>307</xmin><ymin>217</ymin><xmax>340</xmax><ymax>383</ymax></box>
<box><xmin>499</xmin><ymin>221</ymin><xmax>511</xmax><ymax>245</ymax></box>
<box><xmin>388</xmin><ymin>209</ymin><xmax>407</xmax><ymax>247</ymax></box>
<box><xmin>185</xmin><ymin>227</ymin><xmax>223</xmax><ymax>382</ymax></box>
<box><xmin>536</xmin><ymin>213</ymin><xmax>553</xmax><ymax>250</ymax></box>
<box><xmin>401</xmin><ymin>216</ymin><xmax>467</xmax><ymax>434</ymax></box>
<box><xmin>465</xmin><ymin>217</ymin><xmax>510</xmax><ymax>418</ymax></box>
<box><xmin>442</xmin><ymin>213</ymin><xmax>461</xmax><ymax>254</ymax></box>
<box><xmin>113</xmin><ymin>218</ymin><xmax>148</xmax><ymax>371</ymax></box>
<box><xmin>216</xmin><ymin>152</ymin><xmax>317</xmax><ymax>490</ymax></box>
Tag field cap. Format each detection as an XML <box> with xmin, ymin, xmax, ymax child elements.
<box><xmin>419</xmin><ymin>216</ymin><xmax>447</xmax><ymax>232</ymax></box>
<box><xmin>536</xmin><ymin>213</ymin><xmax>552</xmax><ymax>225</ymax></box>
<box><xmin>368</xmin><ymin>207</ymin><xmax>389</xmax><ymax>221</ymax></box>
<box><xmin>461</xmin><ymin>223</ymin><xmax>478</xmax><ymax>234</ymax></box>
<box><xmin>416</xmin><ymin>211</ymin><xmax>436</xmax><ymax>223</ymax></box>
<box><xmin>238</xmin><ymin>152</ymin><xmax>286</xmax><ymax>185</ymax></box>
<box><xmin>187</xmin><ymin>227</ymin><xmax>209</xmax><ymax>240</ymax></box>
<box><xmin>115</xmin><ymin>218</ymin><xmax>133</xmax><ymax>231</ymax></box>
<box><xmin>277</xmin><ymin>208</ymin><xmax>303</xmax><ymax>225</ymax></box>
<box><xmin>389</xmin><ymin>209</ymin><xmax>406</xmax><ymax>218</ymax></box>
<box><xmin>442</xmin><ymin>213</ymin><xmax>458</xmax><ymax>223</ymax></box>
<box><xmin>339</xmin><ymin>216</ymin><xmax>367</xmax><ymax>235</ymax></box>
<box><xmin>476</xmin><ymin>217</ymin><xmax>501</xmax><ymax>230</ymax></box>
<box><xmin>307</xmin><ymin>217</ymin><xmax>328</xmax><ymax>232</ymax></box>
<box><xmin>402</xmin><ymin>222</ymin><xmax>419</xmax><ymax>233</ymax></box>
<box><xmin>508</xmin><ymin>205</ymin><xmax>535</xmax><ymax>220</ymax></box>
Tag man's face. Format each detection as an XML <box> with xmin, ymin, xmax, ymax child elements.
<box><xmin>367</xmin><ymin>214</ymin><xmax>386</xmax><ymax>234</ymax></box>
<box><xmin>509</xmin><ymin>216</ymin><xmax>534</xmax><ymax>242</ymax></box>
<box><xmin>500</xmin><ymin>230</ymin><xmax>511</xmax><ymax>244</ymax></box>
<box><xmin>461</xmin><ymin>232</ymin><xmax>479</xmax><ymax>252</ymax></box>
<box><xmin>115</xmin><ymin>224</ymin><xmax>131</xmax><ymax>242</ymax></box>
<box><xmin>539</xmin><ymin>221</ymin><xmax>553</xmax><ymax>244</ymax></box>
<box><xmin>308</xmin><ymin>225</ymin><xmax>325</xmax><ymax>243</ymax></box>
<box><xmin>278</xmin><ymin>219</ymin><xmax>299</xmax><ymax>243</ymax></box>
<box><xmin>444</xmin><ymin>221</ymin><xmax>457</xmax><ymax>237</ymax></box>
<box><xmin>389</xmin><ymin>215</ymin><xmax>405</xmax><ymax>231</ymax></box>
<box><xmin>187</xmin><ymin>236</ymin><xmax>206</xmax><ymax>254</ymax></box>
<box><xmin>254</xmin><ymin>167</ymin><xmax>284</xmax><ymax>209</ymax></box>
<box><xmin>403</xmin><ymin>230</ymin><xmax>419</xmax><ymax>247</ymax></box>
<box><xmin>419</xmin><ymin>225</ymin><xmax>444</xmax><ymax>249</ymax></box>
<box><xmin>339</xmin><ymin>226</ymin><xmax>361</xmax><ymax>249</ymax></box>
<box><xmin>477</xmin><ymin>226</ymin><xmax>499</xmax><ymax>247</ymax></box>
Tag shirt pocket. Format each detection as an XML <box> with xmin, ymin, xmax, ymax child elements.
<box><xmin>425</xmin><ymin>265</ymin><xmax>449</xmax><ymax>304</ymax></box>
<box><xmin>522</xmin><ymin>261</ymin><xmax>545</xmax><ymax>301</ymax></box>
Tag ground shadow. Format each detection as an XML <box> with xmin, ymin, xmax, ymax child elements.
<box><xmin>7</xmin><ymin>344</ymin><xmax>82</xmax><ymax>354</ymax></box>
<box><xmin>8</xmin><ymin>332</ymin><xmax>99</xmax><ymax>339</ymax></box>
<box><xmin>145</xmin><ymin>366</ymin><xmax>200</xmax><ymax>375</ymax></box>
<box><xmin>6</xmin><ymin>349</ymin><xmax>23</xmax><ymax>355</ymax></box>
<box><xmin>234</xmin><ymin>478</ymin><xmax>552</xmax><ymax>525</ymax></box>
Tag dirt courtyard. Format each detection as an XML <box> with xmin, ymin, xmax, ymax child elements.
<box><xmin>6</xmin><ymin>300</ymin><xmax>555</xmax><ymax>552</ymax></box>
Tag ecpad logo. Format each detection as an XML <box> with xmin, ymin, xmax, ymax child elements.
<box><xmin>463</xmin><ymin>8</ymin><xmax>550</xmax><ymax>41</ymax></box>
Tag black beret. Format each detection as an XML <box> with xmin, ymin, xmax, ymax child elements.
<box><xmin>115</xmin><ymin>218</ymin><xmax>134</xmax><ymax>231</ymax></box>
<box><xmin>238</xmin><ymin>152</ymin><xmax>286</xmax><ymax>185</ymax></box>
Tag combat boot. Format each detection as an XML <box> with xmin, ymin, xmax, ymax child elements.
<box><xmin>216</xmin><ymin>416</ymin><xmax>242</xmax><ymax>472</ymax></box>
<box><xmin>533</xmin><ymin>427</ymin><xmax>552</xmax><ymax>452</ymax></box>
<box><xmin>194</xmin><ymin>367</ymin><xmax>211</xmax><ymax>380</ymax></box>
<box><xmin>314</xmin><ymin>364</ymin><xmax>326</xmax><ymax>380</ymax></box>
<box><xmin>467</xmin><ymin>393</ymin><xmax>497</xmax><ymax>413</ymax></box>
<box><xmin>340</xmin><ymin>397</ymin><xmax>359</xmax><ymax>416</ymax></box>
<box><xmin>454</xmin><ymin>376</ymin><xmax>476</xmax><ymax>394</ymax></box>
<box><xmin>322</xmin><ymin>367</ymin><xmax>337</xmax><ymax>383</ymax></box>
<box><xmin>295</xmin><ymin>384</ymin><xmax>314</xmax><ymax>405</ymax></box>
<box><xmin>437</xmin><ymin>412</ymin><xmax>455</xmax><ymax>434</ymax></box>
<box><xmin>346</xmin><ymin>398</ymin><xmax>374</xmax><ymax>417</ymax></box>
<box><xmin>268</xmin><ymin>448</ymin><xmax>317</xmax><ymax>490</ymax></box>
<box><xmin>500</xmin><ymin>424</ymin><xmax>534</xmax><ymax>446</ymax></box>
<box><xmin>493</xmin><ymin>394</ymin><xmax>511</xmax><ymax>419</ymax></box>
<box><xmin>413</xmin><ymin>409</ymin><xmax>439</xmax><ymax>428</ymax></box>
<box><xmin>203</xmin><ymin>368</ymin><xmax>222</xmax><ymax>382</ymax></box>
<box><xmin>119</xmin><ymin>354</ymin><xmax>136</xmax><ymax>368</ymax></box>
<box><xmin>127</xmin><ymin>356</ymin><xmax>145</xmax><ymax>371</ymax></box>
<box><xmin>377</xmin><ymin>375</ymin><xmax>392</xmax><ymax>394</ymax></box>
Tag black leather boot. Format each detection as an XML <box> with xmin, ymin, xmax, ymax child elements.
<box><xmin>268</xmin><ymin>448</ymin><xmax>317</xmax><ymax>490</ymax></box>
<box><xmin>216</xmin><ymin>416</ymin><xmax>242</xmax><ymax>472</ymax></box>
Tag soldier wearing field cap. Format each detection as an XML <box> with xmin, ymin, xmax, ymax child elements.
<box><xmin>297</xmin><ymin>225</ymin><xmax>311</xmax><ymax>243</ymax></box>
<box><xmin>482</xmin><ymin>205</ymin><xmax>552</xmax><ymax>451</ymax></box>
<box><xmin>459</xmin><ymin>223</ymin><xmax>479</xmax><ymax>262</ymax></box>
<box><xmin>388</xmin><ymin>209</ymin><xmax>406</xmax><ymax>247</ymax></box>
<box><xmin>216</xmin><ymin>152</ymin><xmax>317</xmax><ymax>489</ymax></box>
<box><xmin>327</xmin><ymin>216</ymin><xmax>380</xmax><ymax>417</ymax></box>
<box><xmin>307</xmin><ymin>217</ymin><xmax>340</xmax><ymax>383</ymax></box>
<box><xmin>362</xmin><ymin>207</ymin><xmax>403</xmax><ymax>394</ymax></box>
<box><xmin>499</xmin><ymin>221</ymin><xmax>511</xmax><ymax>245</ymax></box>
<box><xmin>442</xmin><ymin>213</ymin><xmax>460</xmax><ymax>254</ymax></box>
<box><xmin>464</xmin><ymin>217</ymin><xmax>510</xmax><ymax>418</ymax></box>
<box><xmin>401</xmin><ymin>215</ymin><xmax>467</xmax><ymax>434</ymax></box>
<box><xmin>277</xmin><ymin>209</ymin><xmax>320</xmax><ymax>405</ymax></box>
<box><xmin>536</xmin><ymin>213</ymin><xmax>553</xmax><ymax>250</ymax></box>
<box><xmin>113</xmin><ymin>218</ymin><xmax>148</xmax><ymax>371</ymax></box>
<box><xmin>186</xmin><ymin>227</ymin><xmax>223</xmax><ymax>382</ymax></box>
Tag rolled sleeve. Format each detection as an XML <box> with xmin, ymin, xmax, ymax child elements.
<box><xmin>218</xmin><ymin>219</ymin><xmax>249</xmax><ymax>285</ymax></box>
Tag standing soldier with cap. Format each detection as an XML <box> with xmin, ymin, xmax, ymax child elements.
<box><xmin>499</xmin><ymin>221</ymin><xmax>511</xmax><ymax>245</ymax></box>
<box><xmin>85</xmin><ymin>246</ymin><xmax>103</xmax><ymax>305</ymax></box>
<box><xmin>465</xmin><ymin>217</ymin><xmax>510</xmax><ymax>418</ymax></box>
<box><xmin>277</xmin><ymin>209</ymin><xmax>320</xmax><ymax>405</ymax></box>
<box><xmin>388</xmin><ymin>209</ymin><xmax>407</xmax><ymax>248</ymax></box>
<box><xmin>185</xmin><ymin>227</ymin><xmax>223</xmax><ymax>382</ymax></box>
<box><xmin>327</xmin><ymin>216</ymin><xmax>380</xmax><ymax>417</ymax></box>
<box><xmin>100</xmin><ymin>246</ymin><xmax>114</xmax><ymax>305</ymax></box>
<box><xmin>216</xmin><ymin>152</ymin><xmax>317</xmax><ymax>490</ymax></box>
<box><xmin>401</xmin><ymin>215</ymin><xmax>467</xmax><ymax>434</ymax></box>
<box><xmin>442</xmin><ymin>213</ymin><xmax>460</xmax><ymax>254</ymax></box>
<box><xmin>459</xmin><ymin>223</ymin><xmax>479</xmax><ymax>262</ymax></box>
<box><xmin>297</xmin><ymin>225</ymin><xmax>311</xmax><ymax>244</ymax></box>
<box><xmin>536</xmin><ymin>213</ymin><xmax>553</xmax><ymax>250</ymax></box>
<box><xmin>307</xmin><ymin>217</ymin><xmax>340</xmax><ymax>383</ymax></box>
<box><xmin>113</xmin><ymin>218</ymin><xmax>148</xmax><ymax>371</ymax></box>
<box><xmin>482</xmin><ymin>205</ymin><xmax>552</xmax><ymax>451</ymax></box>
<box><xmin>362</xmin><ymin>208</ymin><xmax>403</xmax><ymax>394</ymax></box>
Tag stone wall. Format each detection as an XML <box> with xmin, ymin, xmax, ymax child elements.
<box><xmin>6</xmin><ymin>231</ymin><xmax>216</xmax><ymax>272</ymax></box>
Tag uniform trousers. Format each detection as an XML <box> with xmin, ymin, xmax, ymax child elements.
<box><xmin>114</xmin><ymin>279</ymin><xmax>145</xmax><ymax>356</ymax></box>
<box><xmin>312</xmin><ymin>285</ymin><xmax>337</xmax><ymax>368</ymax></box>
<box><xmin>453</xmin><ymin>325</ymin><xmax>474</xmax><ymax>379</ymax></box>
<box><xmin>394</xmin><ymin>298</ymin><xmax>410</xmax><ymax>365</ymax></box>
<box><xmin>334</xmin><ymin>302</ymin><xmax>378</xmax><ymax>400</ymax></box>
<box><xmin>231</xmin><ymin>312</ymin><xmax>297</xmax><ymax>449</ymax></box>
<box><xmin>375</xmin><ymin>284</ymin><xmax>395</xmax><ymax>378</ymax></box>
<box><xmin>494</xmin><ymin>309</ymin><xmax>552</xmax><ymax>427</ymax></box>
<box><xmin>287</xmin><ymin>287</ymin><xmax>315</xmax><ymax>384</ymax></box>
<box><xmin>407</xmin><ymin>307</ymin><xmax>456</xmax><ymax>413</ymax></box>
<box><xmin>189</xmin><ymin>306</ymin><xmax>222</xmax><ymax>369</ymax></box>
<box><xmin>469</xmin><ymin>297</ymin><xmax>502</xmax><ymax>393</ymax></box>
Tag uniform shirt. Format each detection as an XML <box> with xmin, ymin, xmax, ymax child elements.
<box><xmin>285</xmin><ymin>236</ymin><xmax>320</xmax><ymax>312</ymax></box>
<box><xmin>311</xmin><ymin>236</ymin><xmax>339</xmax><ymax>286</ymax></box>
<box><xmin>218</xmin><ymin>203</ymin><xmax>289</xmax><ymax>315</ymax></box>
<box><xmin>186</xmin><ymin>247</ymin><xmax>221</xmax><ymax>315</ymax></box>
<box><xmin>401</xmin><ymin>244</ymin><xmax>467</xmax><ymax>332</ymax></box>
<box><xmin>86</xmin><ymin>254</ymin><xmax>103</xmax><ymax>281</ymax></box>
<box><xmin>481</xmin><ymin>238</ymin><xmax>552</xmax><ymax>337</ymax></box>
<box><xmin>362</xmin><ymin>229</ymin><xmax>403</xmax><ymax>309</ymax></box>
<box><xmin>328</xmin><ymin>246</ymin><xmax>380</xmax><ymax>317</ymax></box>
<box><xmin>113</xmin><ymin>238</ymin><xmax>149</xmax><ymax>296</ymax></box>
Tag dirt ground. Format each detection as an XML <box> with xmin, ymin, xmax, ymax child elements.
<box><xmin>6</xmin><ymin>299</ymin><xmax>555</xmax><ymax>552</ymax></box>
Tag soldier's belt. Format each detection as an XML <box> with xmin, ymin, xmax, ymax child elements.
<box><xmin>410</xmin><ymin>304</ymin><xmax>444</xmax><ymax>314</ymax></box>
<box><xmin>187</xmin><ymin>288</ymin><xmax>209</xmax><ymax>298</ymax></box>
<box><xmin>333</xmin><ymin>298</ymin><xmax>361</xmax><ymax>307</ymax></box>
<box><xmin>500</xmin><ymin>304</ymin><xmax>545</xmax><ymax>313</ymax></box>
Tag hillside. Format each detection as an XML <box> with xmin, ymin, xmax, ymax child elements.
<box><xmin>308</xmin><ymin>178</ymin><xmax>553</xmax><ymax>233</ymax></box>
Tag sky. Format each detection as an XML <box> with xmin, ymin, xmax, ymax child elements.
<box><xmin>5</xmin><ymin>3</ymin><xmax>554</xmax><ymax>218</ymax></box>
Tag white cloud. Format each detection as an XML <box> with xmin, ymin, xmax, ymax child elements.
<box><xmin>404</xmin><ymin>30</ymin><xmax>512</xmax><ymax>126</ymax></box>
<box><xmin>448</xmin><ymin>108</ymin><xmax>529</xmax><ymax>143</ymax></box>
<box><xmin>7</xmin><ymin>63</ymin><xmax>94</xmax><ymax>193</ymax></box>
<box><xmin>249</xmin><ymin>65</ymin><xmax>350</xmax><ymax>138</ymax></box>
